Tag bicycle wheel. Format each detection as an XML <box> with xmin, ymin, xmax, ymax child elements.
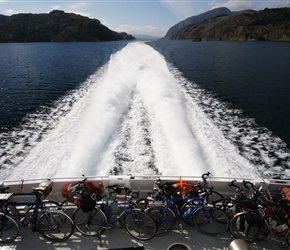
<box><xmin>38</xmin><ymin>210</ymin><xmax>74</xmax><ymax>242</ymax></box>
<box><xmin>124</xmin><ymin>208</ymin><xmax>157</xmax><ymax>240</ymax></box>
<box><xmin>214</xmin><ymin>198</ymin><xmax>239</xmax><ymax>219</ymax></box>
<box><xmin>146</xmin><ymin>205</ymin><xmax>176</xmax><ymax>236</ymax></box>
<box><xmin>73</xmin><ymin>207</ymin><xmax>107</xmax><ymax>236</ymax></box>
<box><xmin>229</xmin><ymin>210</ymin><xmax>268</xmax><ymax>242</ymax></box>
<box><xmin>285</xmin><ymin>228</ymin><xmax>290</xmax><ymax>246</ymax></box>
<box><xmin>206</xmin><ymin>190</ymin><xmax>224</xmax><ymax>205</ymax></box>
<box><xmin>193</xmin><ymin>206</ymin><xmax>229</xmax><ymax>236</ymax></box>
<box><xmin>0</xmin><ymin>213</ymin><xmax>19</xmax><ymax>243</ymax></box>
<box><xmin>42</xmin><ymin>200</ymin><xmax>63</xmax><ymax>212</ymax></box>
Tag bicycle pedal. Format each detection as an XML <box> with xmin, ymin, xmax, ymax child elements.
<box><xmin>177</xmin><ymin>222</ymin><xmax>183</xmax><ymax>229</ymax></box>
<box><xmin>116</xmin><ymin>221</ymin><xmax>123</xmax><ymax>228</ymax></box>
<box><xmin>103</xmin><ymin>224</ymin><xmax>113</xmax><ymax>230</ymax></box>
<box><xmin>267</xmin><ymin>235</ymin><xmax>277</xmax><ymax>241</ymax></box>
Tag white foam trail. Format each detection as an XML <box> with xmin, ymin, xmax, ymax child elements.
<box><xmin>134</xmin><ymin>44</ymin><xmax>207</xmax><ymax>175</ymax></box>
<box><xmin>1</xmin><ymin>41</ymin><xmax>262</xmax><ymax>180</ymax></box>
<box><xmin>65</xmin><ymin>42</ymin><xmax>207</xmax><ymax>176</ymax></box>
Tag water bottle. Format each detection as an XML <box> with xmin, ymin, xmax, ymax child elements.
<box><xmin>183</xmin><ymin>207</ymin><xmax>193</xmax><ymax>219</ymax></box>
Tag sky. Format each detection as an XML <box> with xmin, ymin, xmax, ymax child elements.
<box><xmin>1</xmin><ymin>0</ymin><xmax>290</xmax><ymax>37</ymax></box>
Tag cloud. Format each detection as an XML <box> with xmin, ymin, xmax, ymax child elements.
<box><xmin>64</xmin><ymin>1</ymin><xmax>92</xmax><ymax>17</ymax></box>
<box><xmin>208</xmin><ymin>0</ymin><xmax>256</xmax><ymax>11</ymax></box>
<box><xmin>5</xmin><ymin>9</ymin><xmax>16</xmax><ymax>14</ymax></box>
<box><xmin>69</xmin><ymin>2</ymin><xmax>89</xmax><ymax>10</ymax></box>
<box><xmin>67</xmin><ymin>10</ymin><xmax>92</xmax><ymax>17</ymax></box>
<box><xmin>279</xmin><ymin>2</ymin><xmax>290</xmax><ymax>7</ymax></box>
<box><xmin>102</xmin><ymin>21</ymin><xmax>167</xmax><ymax>36</ymax></box>
<box><xmin>51</xmin><ymin>5</ymin><xmax>61</xmax><ymax>10</ymax></box>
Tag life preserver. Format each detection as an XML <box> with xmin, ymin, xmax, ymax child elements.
<box><xmin>62</xmin><ymin>181</ymin><xmax>103</xmax><ymax>205</ymax></box>
<box><xmin>62</xmin><ymin>182</ymin><xmax>80</xmax><ymax>205</ymax></box>
<box><xmin>282</xmin><ymin>187</ymin><xmax>290</xmax><ymax>201</ymax></box>
<box><xmin>171</xmin><ymin>182</ymin><xmax>193</xmax><ymax>189</ymax></box>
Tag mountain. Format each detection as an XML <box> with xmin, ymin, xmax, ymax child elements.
<box><xmin>164</xmin><ymin>7</ymin><xmax>233</xmax><ymax>39</ymax></box>
<box><xmin>0</xmin><ymin>10</ymin><xmax>135</xmax><ymax>42</ymax></box>
<box><xmin>132</xmin><ymin>34</ymin><xmax>161</xmax><ymax>40</ymax></box>
<box><xmin>168</xmin><ymin>7</ymin><xmax>290</xmax><ymax>41</ymax></box>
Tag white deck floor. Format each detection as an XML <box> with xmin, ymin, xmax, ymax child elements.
<box><xmin>1</xmin><ymin>221</ymin><xmax>285</xmax><ymax>250</ymax></box>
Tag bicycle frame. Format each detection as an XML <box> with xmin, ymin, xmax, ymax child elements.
<box><xmin>155</xmin><ymin>196</ymin><xmax>208</xmax><ymax>222</ymax></box>
<box><xmin>97</xmin><ymin>199</ymin><xmax>136</xmax><ymax>226</ymax></box>
<box><xmin>3</xmin><ymin>193</ymin><xmax>52</xmax><ymax>231</ymax></box>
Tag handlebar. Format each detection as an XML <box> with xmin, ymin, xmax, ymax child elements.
<box><xmin>242</xmin><ymin>180</ymin><xmax>256</xmax><ymax>190</ymax></box>
<box><xmin>0</xmin><ymin>184</ymin><xmax>10</xmax><ymax>193</ymax></box>
<box><xmin>202</xmin><ymin>172</ymin><xmax>211</xmax><ymax>181</ymax></box>
<box><xmin>229</xmin><ymin>179</ymin><xmax>241</xmax><ymax>190</ymax></box>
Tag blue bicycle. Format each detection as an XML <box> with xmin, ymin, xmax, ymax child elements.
<box><xmin>72</xmin><ymin>184</ymin><xmax>157</xmax><ymax>241</ymax></box>
<box><xmin>144</xmin><ymin>179</ymin><xmax>229</xmax><ymax>236</ymax></box>
<box><xmin>0</xmin><ymin>183</ymin><xmax>74</xmax><ymax>243</ymax></box>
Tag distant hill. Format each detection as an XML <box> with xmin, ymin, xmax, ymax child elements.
<box><xmin>0</xmin><ymin>10</ymin><xmax>135</xmax><ymax>42</ymax></box>
<box><xmin>167</xmin><ymin>7</ymin><xmax>290</xmax><ymax>41</ymax></box>
<box><xmin>133</xmin><ymin>34</ymin><xmax>161</xmax><ymax>40</ymax></box>
<box><xmin>164</xmin><ymin>7</ymin><xmax>233</xmax><ymax>39</ymax></box>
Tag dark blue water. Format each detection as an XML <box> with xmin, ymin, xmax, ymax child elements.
<box><xmin>148</xmin><ymin>40</ymin><xmax>290</xmax><ymax>149</ymax></box>
<box><xmin>0</xmin><ymin>40</ymin><xmax>290</xmax><ymax>180</ymax></box>
<box><xmin>0</xmin><ymin>41</ymin><xmax>127</xmax><ymax>131</ymax></box>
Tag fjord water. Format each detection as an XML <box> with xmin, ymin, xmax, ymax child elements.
<box><xmin>0</xmin><ymin>41</ymin><xmax>289</xmax><ymax>181</ymax></box>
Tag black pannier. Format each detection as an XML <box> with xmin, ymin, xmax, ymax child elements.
<box><xmin>80</xmin><ymin>189</ymin><xmax>96</xmax><ymax>212</ymax></box>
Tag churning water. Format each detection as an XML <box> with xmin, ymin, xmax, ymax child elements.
<box><xmin>0</xmin><ymin>41</ymin><xmax>289</xmax><ymax>181</ymax></box>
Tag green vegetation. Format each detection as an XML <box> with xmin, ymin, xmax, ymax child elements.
<box><xmin>171</xmin><ymin>7</ymin><xmax>290</xmax><ymax>42</ymax></box>
<box><xmin>0</xmin><ymin>10</ymin><xmax>135</xmax><ymax>42</ymax></box>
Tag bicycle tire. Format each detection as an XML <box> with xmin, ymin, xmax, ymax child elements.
<box><xmin>42</xmin><ymin>200</ymin><xmax>63</xmax><ymax>211</ymax></box>
<box><xmin>229</xmin><ymin>210</ymin><xmax>268</xmax><ymax>242</ymax></box>
<box><xmin>0</xmin><ymin>212</ymin><xmax>19</xmax><ymax>243</ymax></box>
<box><xmin>145</xmin><ymin>205</ymin><xmax>176</xmax><ymax>236</ymax></box>
<box><xmin>38</xmin><ymin>210</ymin><xmax>74</xmax><ymax>242</ymax></box>
<box><xmin>206</xmin><ymin>190</ymin><xmax>224</xmax><ymax>205</ymax></box>
<box><xmin>285</xmin><ymin>228</ymin><xmax>290</xmax><ymax>246</ymax></box>
<box><xmin>124</xmin><ymin>208</ymin><xmax>157</xmax><ymax>240</ymax></box>
<box><xmin>214</xmin><ymin>198</ymin><xmax>240</xmax><ymax>219</ymax></box>
<box><xmin>73</xmin><ymin>207</ymin><xmax>107</xmax><ymax>236</ymax></box>
<box><xmin>193</xmin><ymin>206</ymin><xmax>229</xmax><ymax>236</ymax></box>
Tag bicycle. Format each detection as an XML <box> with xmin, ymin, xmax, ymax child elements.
<box><xmin>229</xmin><ymin>181</ymin><xmax>290</xmax><ymax>248</ymax></box>
<box><xmin>136</xmin><ymin>172</ymin><xmax>223</xmax><ymax>211</ymax></box>
<box><xmin>73</xmin><ymin>184</ymin><xmax>157</xmax><ymax>241</ymax></box>
<box><xmin>144</xmin><ymin>178</ymin><xmax>229</xmax><ymax>236</ymax></box>
<box><xmin>0</xmin><ymin>180</ymin><xmax>74</xmax><ymax>243</ymax></box>
<box><xmin>214</xmin><ymin>179</ymin><xmax>260</xmax><ymax>219</ymax></box>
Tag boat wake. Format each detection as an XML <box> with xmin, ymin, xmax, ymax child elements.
<box><xmin>0</xmin><ymin>42</ymin><xmax>289</xmax><ymax>181</ymax></box>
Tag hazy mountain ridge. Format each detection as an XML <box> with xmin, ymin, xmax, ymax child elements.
<box><xmin>0</xmin><ymin>10</ymin><xmax>135</xmax><ymax>42</ymax></box>
<box><xmin>164</xmin><ymin>7</ymin><xmax>233</xmax><ymax>39</ymax></box>
<box><xmin>168</xmin><ymin>7</ymin><xmax>290</xmax><ymax>41</ymax></box>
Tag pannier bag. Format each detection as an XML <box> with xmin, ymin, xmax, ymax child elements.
<box><xmin>80</xmin><ymin>189</ymin><xmax>96</xmax><ymax>212</ymax></box>
<box><xmin>34</xmin><ymin>180</ymin><xmax>53</xmax><ymax>198</ymax></box>
<box><xmin>62</xmin><ymin>181</ymin><xmax>102</xmax><ymax>205</ymax></box>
